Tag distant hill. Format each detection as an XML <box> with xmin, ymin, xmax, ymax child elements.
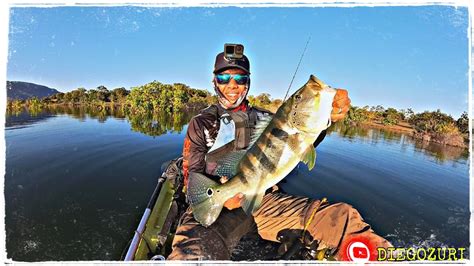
<box><xmin>7</xmin><ymin>81</ymin><xmax>60</xmax><ymax>100</ymax></box>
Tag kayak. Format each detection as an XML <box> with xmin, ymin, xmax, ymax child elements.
<box><xmin>123</xmin><ymin>158</ymin><xmax>186</xmax><ymax>261</ymax></box>
<box><xmin>123</xmin><ymin>157</ymin><xmax>330</xmax><ymax>261</ymax></box>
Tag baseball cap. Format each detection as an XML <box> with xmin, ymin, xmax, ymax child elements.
<box><xmin>213</xmin><ymin>52</ymin><xmax>250</xmax><ymax>74</ymax></box>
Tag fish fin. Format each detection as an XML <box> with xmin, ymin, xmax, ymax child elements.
<box><xmin>249</xmin><ymin>115</ymin><xmax>272</xmax><ymax>147</ymax></box>
<box><xmin>215</xmin><ymin>150</ymin><xmax>247</xmax><ymax>178</ymax></box>
<box><xmin>187</xmin><ymin>172</ymin><xmax>224</xmax><ymax>227</ymax></box>
<box><xmin>242</xmin><ymin>191</ymin><xmax>265</xmax><ymax>215</ymax></box>
<box><xmin>301</xmin><ymin>145</ymin><xmax>317</xmax><ymax>171</ymax></box>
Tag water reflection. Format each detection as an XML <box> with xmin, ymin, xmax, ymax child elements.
<box><xmin>127</xmin><ymin>111</ymin><xmax>188</xmax><ymax>137</ymax></box>
<box><xmin>44</xmin><ymin>104</ymin><xmax>127</xmax><ymax>122</ymax></box>
<box><xmin>6</xmin><ymin>106</ymin><xmax>197</xmax><ymax>137</ymax></box>
<box><xmin>328</xmin><ymin>122</ymin><xmax>408</xmax><ymax>143</ymax></box>
<box><xmin>413</xmin><ymin>140</ymin><xmax>469</xmax><ymax>163</ymax></box>
<box><xmin>327</xmin><ymin>122</ymin><xmax>468</xmax><ymax>163</ymax></box>
<box><xmin>5</xmin><ymin>107</ymin><xmax>469</xmax><ymax>261</ymax></box>
<box><xmin>6</xmin><ymin>107</ymin><xmax>468</xmax><ymax>162</ymax></box>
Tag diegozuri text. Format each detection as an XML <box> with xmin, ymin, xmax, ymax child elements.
<box><xmin>377</xmin><ymin>247</ymin><xmax>467</xmax><ymax>261</ymax></box>
<box><xmin>340</xmin><ymin>236</ymin><xmax>467</xmax><ymax>262</ymax></box>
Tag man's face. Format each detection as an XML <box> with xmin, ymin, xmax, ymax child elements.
<box><xmin>214</xmin><ymin>68</ymin><xmax>249</xmax><ymax>106</ymax></box>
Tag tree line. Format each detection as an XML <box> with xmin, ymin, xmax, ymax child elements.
<box><xmin>7</xmin><ymin>81</ymin><xmax>285</xmax><ymax>115</ymax></box>
<box><xmin>7</xmin><ymin>81</ymin><xmax>217</xmax><ymax>115</ymax></box>
<box><xmin>343</xmin><ymin>105</ymin><xmax>468</xmax><ymax>135</ymax></box>
<box><xmin>246</xmin><ymin>93</ymin><xmax>468</xmax><ymax>139</ymax></box>
<box><xmin>6</xmin><ymin>83</ymin><xmax>468</xmax><ymax>144</ymax></box>
<box><xmin>247</xmin><ymin>93</ymin><xmax>282</xmax><ymax>113</ymax></box>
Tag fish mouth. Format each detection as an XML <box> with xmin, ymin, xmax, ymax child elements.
<box><xmin>307</xmin><ymin>75</ymin><xmax>329</xmax><ymax>92</ymax></box>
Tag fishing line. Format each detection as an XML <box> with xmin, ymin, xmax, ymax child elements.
<box><xmin>283</xmin><ymin>35</ymin><xmax>311</xmax><ymax>102</ymax></box>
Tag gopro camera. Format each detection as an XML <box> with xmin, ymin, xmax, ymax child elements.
<box><xmin>224</xmin><ymin>43</ymin><xmax>244</xmax><ymax>60</ymax></box>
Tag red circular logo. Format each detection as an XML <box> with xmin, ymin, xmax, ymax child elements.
<box><xmin>339</xmin><ymin>236</ymin><xmax>378</xmax><ymax>261</ymax></box>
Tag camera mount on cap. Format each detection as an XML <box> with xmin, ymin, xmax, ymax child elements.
<box><xmin>213</xmin><ymin>44</ymin><xmax>250</xmax><ymax>74</ymax></box>
<box><xmin>224</xmin><ymin>43</ymin><xmax>244</xmax><ymax>60</ymax></box>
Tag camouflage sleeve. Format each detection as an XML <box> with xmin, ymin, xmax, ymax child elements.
<box><xmin>182</xmin><ymin>116</ymin><xmax>210</xmax><ymax>187</ymax></box>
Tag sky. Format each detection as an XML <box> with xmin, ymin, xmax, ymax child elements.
<box><xmin>6</xmin><ymin>5</ymin><xmax>470</xmax><ymax>117</ymax></box>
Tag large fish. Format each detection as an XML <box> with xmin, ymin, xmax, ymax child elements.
<box><xmin>187</xmin><ymin>75</ymin><xmax>337</xmax><ymax>227</ymax></box>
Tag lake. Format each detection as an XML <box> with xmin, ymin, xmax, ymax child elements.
<box><xmin>5</xmin><ymin>107</ymin><xmax>470</xmax><ymax>261</ymax></box>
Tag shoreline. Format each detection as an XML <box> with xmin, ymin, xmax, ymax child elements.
<box><xmin>8</xmin><ymin>102</ymin><xmax>468</xmax><ymax>149</ymax></box>
<box><xmin>355</xmin><ymin>121</ymin><xmax>467</xmax><ymax>149</ymax></box>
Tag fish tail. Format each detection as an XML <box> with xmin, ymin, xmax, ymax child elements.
<box><xmin>187</xmin><ymin>172</ymin><xmax>225</xmax><ymax>227</ymax></box>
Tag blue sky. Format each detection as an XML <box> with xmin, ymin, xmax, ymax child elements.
<box><xmin>7</xmin><ymin>6</ymin><xmax>469</xmax><ymax>117</ymax></box>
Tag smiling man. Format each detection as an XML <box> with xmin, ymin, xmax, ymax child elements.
<box><xmin>168</xmin><ymin>44</ymin><xmax>391</xmax><ymax>260</ymax></box>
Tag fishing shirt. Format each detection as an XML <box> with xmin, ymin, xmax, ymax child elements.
<box><xmin>182</xmin><ymin>101</ymin><xmax>327</xmax><ymax>187</ymax></box>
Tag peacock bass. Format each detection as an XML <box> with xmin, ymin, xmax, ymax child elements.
<box><xmin>187</xmin><ymin>75</ymin><xmax>337</xmax><ymax>227</ymax></box>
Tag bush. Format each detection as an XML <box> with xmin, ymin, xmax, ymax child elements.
<box><xmin>409</xmin><ymin>110</ymin><xmax>457</xmax><ymax>134</ymax></box>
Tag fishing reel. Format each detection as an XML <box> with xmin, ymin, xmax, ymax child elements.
<box><xmin>276</xmin><ymin>229</ymin><xmax>336</xmax><ymax>260</ymax></box>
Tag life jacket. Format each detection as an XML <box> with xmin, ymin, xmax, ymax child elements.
<box><xmin>200</xmin><ymin>103</ymin><xmax>272</xmax><ymax>176</ymax></box>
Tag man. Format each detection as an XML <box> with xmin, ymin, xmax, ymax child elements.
<box><xmin>168</xmin><ymin>44</ymin><xmax>391</xmax><ymax>260</ymax></box>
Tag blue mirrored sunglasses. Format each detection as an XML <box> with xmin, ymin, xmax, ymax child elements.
<box><xmin>215</xmin><ymin>74</ymin><xmax>249</xmax><ymax>85</ymax></box>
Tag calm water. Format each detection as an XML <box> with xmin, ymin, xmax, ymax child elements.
<box><xmin>5</xmin><ymin>108</ymin><xmax>470</xmax><ymax>261</ymax></box>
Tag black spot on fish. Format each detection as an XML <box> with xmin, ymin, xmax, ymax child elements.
<box><xmin>270</xmin><ymin>128</ymin><xmax>289</xmax><ymax>141</ymax></box>
<box><xmin>251</xmin><ymin>143</ymin><xmax>263</xmax><ymax>155</ymax></box>
<box><xmin>258</xmin><ymin>151</ymin><xmax>276</xmax><ymax>172</ymax></box>
<box><xmin>238</xmin><ymin>175</ymin><xmax>249</xmax><ymax>184</ymax></box>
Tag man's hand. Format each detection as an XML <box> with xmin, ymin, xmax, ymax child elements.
<box><xmin>331</xmin><ymin>89</ymin><xmax>351</xmax><ymax>122</ymax></box>
<box><xmin>220</xmin><ymin>176</ymin><xmax>245</xmax><ymax>210</ymax></box>
<box><xmin>224</xmin><ymin>193</ymin><xmax>245</xmax><ymax>210</ymax></box>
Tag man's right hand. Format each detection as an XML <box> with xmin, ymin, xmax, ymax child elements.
<box><xmin>220</xmin><ymin>176</ymin><xmax>245</xmax><ymax>210</ymax></box>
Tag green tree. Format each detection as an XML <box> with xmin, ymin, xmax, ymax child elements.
<box><xmin>110</xmin><ymin>87</ymin><xmax>129</xmax><ymax>103</ymax></box>
<box><xmin>256</xmin><ymin>93</ymin><xmax>271</xmax><ymax>106</ymax></box>
<box><xmin>409</xmin><ymin>109</ymin><xmax>457</xmax><ymax>134</ymax></box>
<box><xmin>382</xmin><ymin>108</ymin><xmax>402</xmax><ymax>125</ymax></box>
<box><xmin>87</xmin><ymin>89</ymin><xmax>99</xmax><ymax>103</ymax></box>
<box><xmin>344</xmin><ymin>106</ymin><xmax>368</xmax><ymax>124</ymax></box>
<box><xmin>126</xmin><ymin>81</ymin><xmax>162</xmax><ymax>114</ymax></box>
<box><xmin>173</xmin><ymin>83</ymin><xmax>190</xmax><ymax>111</ymax></box>
<box><xmin>247</xmin><ymin>95</ymin><xmax>256</xmax><ymax>106</ymax></box>
<box><xmin>7</xmin><ymin>99</ymin><xmax>24</xmax><ymax>112</ymax></box>
<box><xmin>456</xmin><ymin>111</ymin><xmax>468</xmax><ymax>134</ymax></box>
<box><xmin>96</xmin><ymin>85</ymin><xmax>110</xmax><ymax>102</ymax></box>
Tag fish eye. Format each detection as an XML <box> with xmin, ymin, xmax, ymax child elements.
<box><xmin>207</xmin><ymin>188</ymin><xmax>213</xmax><ymax>196</ymax></box>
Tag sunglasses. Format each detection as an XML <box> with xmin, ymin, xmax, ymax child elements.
<box><xmin>215</xmin><ymin>74</ymin><xmax>250</xmax><ymax>85</ymax></box>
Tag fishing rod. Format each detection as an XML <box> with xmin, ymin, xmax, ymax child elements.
<box><xmin>283</xmin><ymin>35</ymin><xmax>311</xmax><ymax>102</ymax></box>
